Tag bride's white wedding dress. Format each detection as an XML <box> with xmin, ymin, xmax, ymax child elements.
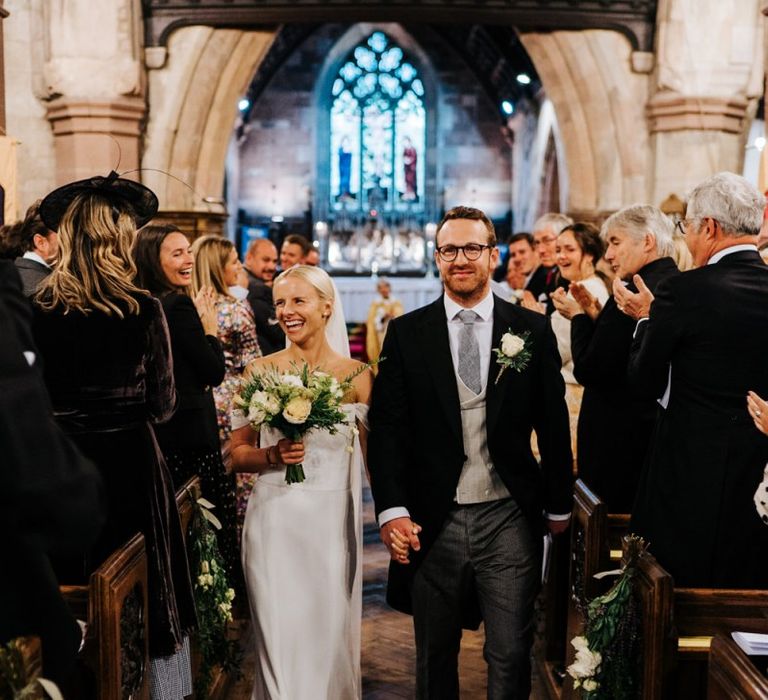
<box><xmin>239</xmin><ymin>403</ymin><xmax>367</xmax><ymax>700</ymax></box>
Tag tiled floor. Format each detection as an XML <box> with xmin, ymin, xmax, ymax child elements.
<box><xmin>227</xmin><ymin>480</ymin><xmax>545</xmax><ymax>699</ymax></box>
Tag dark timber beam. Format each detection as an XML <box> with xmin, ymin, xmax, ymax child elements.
<box><xmin>142</xmin><ymin>1</ymin><xmax>657</xmax><ymax>52</ymax></box>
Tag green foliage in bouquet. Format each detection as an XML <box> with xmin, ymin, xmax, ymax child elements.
<box><xmin>567</xmin><ymin>535</ymin><xmax>645</xmax><ymax>699</ymax></box>
<box><xmin>235</xmin><ymin>361</ymin><xmax>375</xmax><ymax>484</ymax></box>
<box><xmin>0</xmin><ymin>639</ymin><xmax>61</xmax><ymax>700</ymax></box>
<box><xmin>187</xmin><ymin>494</ymin><xmax>242</xmax><ymax>699</ymax></box>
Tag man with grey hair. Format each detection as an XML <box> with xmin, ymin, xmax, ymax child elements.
<box><xmin>553</xmin><ymin>204</ymin><xmax>679</xmax><ymax>512</ymax></box>
<box><xmin>615</xmin><ymin>172</ymin><xmax>768</xmax><ymax>588</ymax></box>
<box><xmin>532</xmin><ymin>212</ymin><xmax>573</xmax><ymax>312</ymax></box>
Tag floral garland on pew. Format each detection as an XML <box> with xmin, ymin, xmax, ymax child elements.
<box><xmin>186</xmin><ymin>493</ymin><xmax>242</xmax><ymax>699</ymax></box>
<box><xmin>567</xmin><ymin>535</ymin><xmax>646</xmax><ymax>698</ymax></box>
<box><xmin>0</xmin><ymin>639</ymin><xmax>62</xmax><ymax>700</ymax></box>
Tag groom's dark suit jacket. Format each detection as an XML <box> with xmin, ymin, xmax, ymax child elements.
<box><xmin>629</xmin><ymin>249</ymin><xmax>768</xmax><ymax>588</ymax></box>
<box><xmin>368</xmin><ymin>294</ymin><xmax>573</xmax><ymax>615</ymax></box>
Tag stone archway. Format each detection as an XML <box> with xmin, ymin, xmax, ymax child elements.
<box><xmin>142</xmin><ymin>25</ymin><xmax>275</xmax><ymax>231</ymax></box>
<box><xmin>522</xmin><ymin>29</ymin><xmax>651</xmax><ymax>220</ymax></box>
<box><xmin>145</xmin><ymin>23</ymin><xmax>651</xmax><ymax>227</ymax></box>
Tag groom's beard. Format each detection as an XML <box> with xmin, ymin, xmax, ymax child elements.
<box><xmin>443</xmin><ymin>263</ymin><xmax>491</xmax><ymax>300</ymax></box>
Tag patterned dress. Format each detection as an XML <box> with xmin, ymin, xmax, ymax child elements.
<box><xmin>211</xmin><ymin>294</ymin><xmax>262</xmax><ymax>535</ymax></box>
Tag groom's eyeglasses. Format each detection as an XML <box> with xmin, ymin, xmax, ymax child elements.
<box><xmin>436</xmin><ymin>243</ymin><xmax>492</xmax><ymax>262</ymax></box>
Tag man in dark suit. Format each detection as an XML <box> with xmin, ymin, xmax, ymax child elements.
<box><xmin>244</xmin><ymin>238</ymin><xmax>285</xmax><ymax>355</ymax></box>
<box><xmin>8</xmin><ymin>201</ymin><xmax>58</xmax><ymax>297</ymax></box>
<box><xmin>615</xmin><ymin>172</ymin><xmax>768</xmax><ymax>588</ymax></box>
<box><xmin>553</xmin><ymin>205</ymin><xmax>679</xmax><ymax>512</ymax></box>
<box><xmin>368</xmin><ymin>206</ymin><xmax>573</xmax><ymax>698</ymax></box>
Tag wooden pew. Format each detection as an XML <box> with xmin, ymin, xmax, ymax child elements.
<box><xmin>61</xmin><ymin>533</ymin><xmax>150</xmax><ymax>700</ymax></box>
<box><xmin>175</xmin><ymin>476</ymin><xmax>201</xmax><ymax>541</ymax></box>
<box><xmin>536</xmin><ymin>479</ymin><xmax>607</xmax><ymax>700</ymax></box>
<box><xmin>707</xmin><ymin>634</ymin><xmax>768</xmax><ymax>699</ymax></box>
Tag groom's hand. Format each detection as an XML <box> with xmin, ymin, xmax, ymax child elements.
<box><xmin>381</xmin><ymin>517</ymin><xmax>422</xmax><ymax>564</ymax></box>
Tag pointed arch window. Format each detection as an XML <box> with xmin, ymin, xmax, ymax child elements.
<box><xmin>330</xmin><ymin>31</ymin><xmax>426</xmax><ymax>213</ymax></box>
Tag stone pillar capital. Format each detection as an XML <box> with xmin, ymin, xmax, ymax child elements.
<box><xmin>45</xmin><ymin>96</ymin><xmax>146</xmax><ymax>184</ymax></box>
<box><xmin>646</xmin><ymin>93</ymin><xmax>749</xmax><ymax>135</ymax></box>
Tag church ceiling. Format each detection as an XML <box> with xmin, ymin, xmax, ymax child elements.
<box><xmin>143</xmin><ymin>0</ymin><xmax>657</xmax><ymax>52</ymax></box>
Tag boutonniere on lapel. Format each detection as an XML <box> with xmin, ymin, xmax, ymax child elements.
<box><xmin>493</xmin><ymin>330</ymin><xmax>531</xmax><ymax>384</ymax></box>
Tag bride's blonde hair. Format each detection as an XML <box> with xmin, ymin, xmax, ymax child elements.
<box><xmin>273</xmin><ymin>265</ymin><xmax>335</xmax><ymax>314</ymax></box>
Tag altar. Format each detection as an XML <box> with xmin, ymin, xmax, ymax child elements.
<box><xmin>333</xmin><ymin>276</ymin><xmax>443</xmax><ymax>323</ymax></box>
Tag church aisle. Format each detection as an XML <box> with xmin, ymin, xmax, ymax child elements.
<box><xmin>226</xmin><ymin>477</ymin><xmax>546</xmax><ymax>699</ymax></box>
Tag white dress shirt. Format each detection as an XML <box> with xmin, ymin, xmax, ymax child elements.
<box><xmin>22</xmin><ymin>251</ymin><xmax>50</xmax><ymax>268</ymax></box>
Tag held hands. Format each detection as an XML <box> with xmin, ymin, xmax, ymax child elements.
<box><xmin>550</xmin><ymin>287</ymin><xmax>584</xmax><ymax>320</ymax></box>
<box><xmin>613</xmin><ymin>275</ymin><xmax>654</xmax><ymax>320</ymax></box>
<box><xmin>747</xmin><ymin>391</ymin><xmax>768</xmax><ymax>436</ymax></box>
<box><xmin>381</xmin><ymin>517</ymin><xmax>422</xmax><ymax>565</ymax></box>
<box><xmin>570</xmin><ymin>282</ymin><xmax>603</xmax><ymax>320</ymax></box>
<box><xmin>194</xmin><ymin>285</ymin><xmax>218</xmax><ymax>336</ymax></box>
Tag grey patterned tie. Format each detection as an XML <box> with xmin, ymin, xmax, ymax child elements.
<box><xmin>456</xmin><ymin>309</ymin><xmax>482</xmax><ymax>394</ymax></box>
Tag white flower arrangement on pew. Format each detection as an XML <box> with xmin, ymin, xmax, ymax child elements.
<box><xmin>566</xmin><ymin>535</ymin><xmax>646</xmax><ymax>699</ymax></box>
<box><xmin>235</xmin><ymin>361</ymin><xmax>374</xmax><ymax>484</ymax></box>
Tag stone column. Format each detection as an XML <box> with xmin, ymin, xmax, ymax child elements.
<box><xmin>648</xmin><ymin>0</ymin><xmax>764</xmax><ymax>204</ymax></box>
<box><xmin>38</xmin><ymin>0</ymin><xmax>146</xmax><ymax>184</ymax></box>
<box><xmin>0</xmin><ymin>0</ymin><xmax>8</xmax><ymax>135</ymax></box>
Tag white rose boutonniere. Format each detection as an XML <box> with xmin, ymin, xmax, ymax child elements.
<box><xmin>493</xmin><ymin>329</ymin><xmax>531</xmax><ymax>384</ymax></box>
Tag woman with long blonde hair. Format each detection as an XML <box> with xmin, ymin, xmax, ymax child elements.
<box><xmin>191</xmin><ymin>235</ymin><xmax>261</xmax><ymax>535</ymax></box>
<box><xmin>32</xmin><ymin>174</ymin><xmax>196</xmax><ymax>699</ymax></box>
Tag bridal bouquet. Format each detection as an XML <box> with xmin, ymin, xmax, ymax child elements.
<box><xmin>235</xmin><ymin>362</ymin><xmax>370</xmax><ymax>484</ymax></box>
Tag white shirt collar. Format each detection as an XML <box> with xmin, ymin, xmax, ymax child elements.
<box><xmin>707</xmin><ymin>244</ymin><xmax>758</xmax><ymax>265</ymax></box>
<box><xmin>443</xmin><ymin>288</ymin><xmax>494</xmax><ymax>322</ymax></box>
<box><xmin>22</xmin><ymin>251</ymin><xmax>50</xmax><ymax>268</ymax></box>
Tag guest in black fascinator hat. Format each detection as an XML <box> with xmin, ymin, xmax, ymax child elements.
<box><xmin>31</xmin><ymin>169</ymin><xmax>198</xmax><ymax>696</ymax></box>
<box><xmin>39</xmin><ymin>170</ymin><xmax>159</xmax><ymax>232</ymax></box>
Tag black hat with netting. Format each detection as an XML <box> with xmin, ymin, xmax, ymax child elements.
<box><xmin>39</xmin><ymin>170</ymin><xmax>159</xmax><ymax>231</ymax></box>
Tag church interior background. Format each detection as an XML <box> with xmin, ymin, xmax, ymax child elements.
<box><xmin>2</xmin><ymin>2</ymin><xmax>768</xmax><ymax>698</ymax></box>
<box><xmin>3</xmin><ymin>0</ymin><xmax>765</xmax><ymax>321</ymax></box>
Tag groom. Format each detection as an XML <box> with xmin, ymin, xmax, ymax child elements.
<box><xmin>368</xmin><ymin>206</ymin><xmax>573</xmax><ymax>699</ymax></box>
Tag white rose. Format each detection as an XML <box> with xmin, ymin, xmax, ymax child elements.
<box><xmin>280</xmin><ymin>373</ymin><xmax>305</xmax><ymax>388</ymax></box>
<box><xmin>283</xmin><ymin>396</ymin><xmax>312</xmax><ymax>424</ymax></box>
<box><xmin>253</xmin><ymin>391</ymin><xmax>281</xmax><ymax>416</ymax></box>
<box><xmin>571</xmin><ymin>636</ymin><xmax>589</xmax><ymax>652</ymax></box>
<box><xmin>500</xmin><ymin>333</ymin><xmax>525</xmax><ymax>358</ymax></box>
<box><xmin>248</xmin><ymin>404</ymin><xmax>266</xmax><ymax>425</ymax></box>
<box><xmin>582</xmin><ymin>678</ymin><xmax>599</xmax><ymax>692</ymax></box>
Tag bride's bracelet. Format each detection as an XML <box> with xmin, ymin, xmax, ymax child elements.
<box><xmin>266</xmin><ymin>445</ymin><xmax>280</xmax><ymax>468</ymax></box>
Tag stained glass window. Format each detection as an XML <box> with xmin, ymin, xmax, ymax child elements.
<box><xmin>330</xmin><ymin>31</ymin><xmax>426</xmax><ymax>212</ymax></box>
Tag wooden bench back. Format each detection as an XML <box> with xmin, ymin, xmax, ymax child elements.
<box><xmin>707</xmin><ymin>634</ymin><xmax>768</xmax><ymax>700</ymax></box>
<box><xmin>61</xmin><ymin>534</ymin><xmax>149</xmax><ymax>700</ymax></box>
<box><xmin>175</xmin><ymin>476</ymin><xmax>201</xmax><ymax>543</ymax></box>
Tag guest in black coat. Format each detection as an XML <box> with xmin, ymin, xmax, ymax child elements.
<box><xmin>243</xmin><ymin>238</ymin><xmax>285</xmax><ymax>354</ymax></box>
<box><xmin>552</xmin><ymin>205</ymin><xmax>679</xmax><ymax>512</ymax></box>
<box><xmin>0</xmin><ymin>201</ymin><xmax>58</xmax><ymax>296</ymax></box>
<box><xmin>615</xmin><ymin>172</ymin><xmax>768</xmax><ymax>589</ymax></box>
<box><xmin>32</xmin><ymin>174</ymin><xmax>197</xmax><ymax>697</ymax></box>
<box><xmin>133</xmin><ymin>224</ymin><xmax>240</xmax><ymax>590</ymax></box>
<box><xmin>0</xmin><ymin>260</ymin><xmax>105</xmax><ymax>689</ymax></box>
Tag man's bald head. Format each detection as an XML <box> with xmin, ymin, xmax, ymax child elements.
<box><xmin>245</xmin><ymin>238</ymin><xmax>278</xmax><ymax>283</ymax></box>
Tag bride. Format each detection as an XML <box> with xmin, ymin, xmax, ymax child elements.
<box><xmin>230</xmin><ymin>264</ymin><xmax>372</xmax><ymax>700</ymax></box>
